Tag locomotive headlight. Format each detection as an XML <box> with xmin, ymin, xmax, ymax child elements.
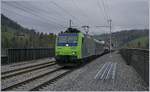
<box><xmin>72</xmin><ymin>51</ymin><xmax>76</xmax><ymax>55</ymax></box>
<box><xmin>66</xmin><ymin>44</ymin><xmax>69</xmax><ymax>46</ymax></box>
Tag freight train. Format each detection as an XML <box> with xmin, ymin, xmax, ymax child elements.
<box><xmin>55</xmin><ymin>28</ymin><xmax>106</xmax><ymax>66</ymax></box>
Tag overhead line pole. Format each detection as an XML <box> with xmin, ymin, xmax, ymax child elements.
<box><xmin>69</xmin><ymin>19</ymin><xmax>72</xmax><ymax>28</ymax></box>
<box><xmin>95</xmin><ymin>20</ymin><xmax>112</xmax><ymax>57</ymax></box>
<box><xmin>108</xmin><ymin>19</ymin><xmax>112</xmax><ymax>57</ymax></box>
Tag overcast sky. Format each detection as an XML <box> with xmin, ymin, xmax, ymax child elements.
<box><xmin>1</xmin><ymin>0</ymin><xmax>149</xmax><ymax>35</ymax></box>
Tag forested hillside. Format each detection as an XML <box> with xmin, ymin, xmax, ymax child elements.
<box><xmin>1</xmin><ymin>14</ymin><xmax>56</xmax><ymax>49</ymax></box>
<box><xmin>124</xmin><ymin>36</ymin><xmax>149</xmax><ymax>49</ymax></box>
<box><xmin>94</xmin><ymin>29</ymin><xmax>149</xmax><ymax>49</ymax></box>
<box><xmin>1</xmin><ymin>14</ymin><xmax>149</xmax><ymax>50</ymax></box>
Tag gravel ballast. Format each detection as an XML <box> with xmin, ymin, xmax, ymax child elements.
<box><xmin>40</xmin><ymin>51</ymin><xmax>148</xmax><ymax>91</ymax></box>
<box><xmin>1</xmin><ymin>58</ymin><xmax>55</xmax><ymax>73</ymax></box>
<box><xmin>2</xmin><ymin>65</ymin><xmax>60</xmax><ymax>90</ymax></box>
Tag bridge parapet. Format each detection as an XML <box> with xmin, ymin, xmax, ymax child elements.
<box><xmin>119</xmin><ymin>48</ymin><xmax>149</xmax><ymax>85</ymax></box>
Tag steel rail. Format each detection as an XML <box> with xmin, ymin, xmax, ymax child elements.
<box><xmin>2</xmin><ymin>62</ymin><xmax>56</xmax><ymax>79</ymax></box>
<box><xmin>94</xmin><ymin>63</ymin><xmax>107</xmax><ymax>79</ymax></box>
<box><xmin>100</xmin><ymin>62</ymin><xmax>111</xmax><ymax>79</ymax></box>
<box><xmin>105</xmin><ymin>63</ymin><xmax>113</xmax><ymax>79</ymax></box>
<box><xmin>112</xmin><ymin>63</ymin><xmax>117</xmax><ymax>80</ymax></box>
<box><xmin>1</xmin><ymin>61</ymin><xmax>54</xmax><ymax>75</ymax></box>
<box><xmin>2</xmin><ymin>67</ymin><xmax>63</xmax><ymax>91</ymax></box>
<box><xmin>30</xmin><ymin>70</ymin><xmax>73</xmax><ymax>91</ymax></box>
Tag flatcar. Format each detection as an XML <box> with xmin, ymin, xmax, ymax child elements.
<box><xmin>55</xmin><ymin>28</ymin><xmax>105</xmax><ymax>66</ymax></box>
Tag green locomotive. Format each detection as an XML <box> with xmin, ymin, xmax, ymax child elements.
<box><xmin>55</xmin><ymin>28</ymin><xmax>105</xmax><ymax>66</ymax></box>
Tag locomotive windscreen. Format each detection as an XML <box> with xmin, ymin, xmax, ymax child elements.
<box><xmin>57</xmin><ymin>33</ymin><xmax>78</xmax><ymax>46</ymax></box>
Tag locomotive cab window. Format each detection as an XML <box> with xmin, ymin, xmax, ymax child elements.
<box><xmin>57</xmin><ymin>34</ymin><xmax>78</xmax><ymax>46</ymax></box>
<box><xmin>57</xmin><ymin>36</ymin><xmax>67</xmax><ymax>43</ymax></box>
<box><xmin>67</xmin><ymin>36</ymin><xmax>78</xmax><ymax>43</ymax></box>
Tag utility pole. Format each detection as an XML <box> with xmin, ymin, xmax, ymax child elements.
<box><xmin>69</xmin><ymin>19</ymin><xmax>72</xmax><ymax>28</ymax></box>
<box><xmin>108</xmin><ymin>19</ymin><xmax>112</xmax><ymax>57</ymax></box>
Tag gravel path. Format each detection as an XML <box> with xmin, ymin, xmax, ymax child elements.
<box><xmin>40</xmin><ymin>51</ymin><xmax>148</xmax><ymax>91</ymax></box>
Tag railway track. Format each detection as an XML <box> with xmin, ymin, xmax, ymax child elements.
<box><xmin>1</xmin><ymin>59</ymin><xmax>74</xmax><ymax>91</ymax></box>
<box><xmin>30</xmin><ymin>70</ymin><xmax>72</xmax><ymax>91</ymax></box>
<box><xmin>2</xmin><ymin>55</ymin><xmax>104</xmax><ymax>91</ymax></box>
<box><xmin>1</xmin><ymin>55</ymin><xmax>105</xmax><ymax>91</ymax></box>
<box><xmin>94</xmin><ymin>62</ymin><xmax>117</xmax><ymax>80</ymax></box>
<box><xmin>2</xmin><ymin>61</ymin><xmax>56</xmax><ymax>79</ymax></box>
<box><xmin>2</xmin><ymin>60</ymin><xmax>55</xmax><ymax>75</ymax></box>
<box><xmin>2</xmin><ymin>66</ymin><xmax>72</xmax><ymax>91</ymax></box>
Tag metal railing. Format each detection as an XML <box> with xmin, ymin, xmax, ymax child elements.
<box><xmin>1</xmin><ymin>48</ymin><xmax>55</xmax><ymax>65</ymax></box>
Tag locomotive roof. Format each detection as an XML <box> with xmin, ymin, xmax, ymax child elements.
<box><xmin>64</xmin><ymin>27</ymin><xmax>81</xmax><ymax>33</ymax></box>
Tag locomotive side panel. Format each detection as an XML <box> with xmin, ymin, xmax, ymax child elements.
<box><xmin>81</xmin><ymin>37</ymin><xmax>87</xmax><ymax>58</ymax></box>
<box><xmin>95</xmin><ymin>42</ymin><xmax>104</xmax><ymax>55</ymax></box>
<box><xmin>82</xmin><ymin>35</ymin><xmax>96</xmax><ymax>58</ymax></box>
